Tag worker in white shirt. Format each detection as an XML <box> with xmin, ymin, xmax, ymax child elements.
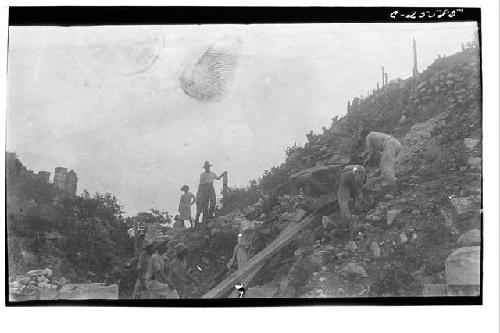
<box><xmin>193</xmin><ymin>161</ymin><xmax>226</xmax><ymax>226</ymax></box>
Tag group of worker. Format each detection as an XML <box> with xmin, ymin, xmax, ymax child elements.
<box><xmin>132</xmin><ymin>239</ymin><xmax>201</xmax><ymax>299</ymax></box>
<box><xmin>132</xmin><ymin>160</ymin><xmax>228</xmax><ymax>299</ymax></box>
<box><xmin>175</xmin><ymin>160</ymin><xmax>227</xmax><ymax>229</ymax></box>
<box><xmin>338</xmin><ymin>130</ymin><xmax>402</xmax><ymax>228</ymax></box>
<box><xmin>133</xmin><ymin>130</ymin><xmax>401</xmax><ymax>298</ymax></box>
<box><xmin>221</xmin><ymin>131</ymin><xmax>403</xmax><ymax>278</ymax></box>
<box><xmin>174</xmin><ymin>129</ymin><xmax>402</xmax><ymax>240</ymax></box>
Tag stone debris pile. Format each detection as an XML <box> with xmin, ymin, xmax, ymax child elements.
<box><xmin>9</xmin><ymin>268</ymin><xmax>120</xmax><ymax>301</ymax></box>
<box><xmin>9</xmin><ymin>268</ymin><xmax>66</xmax><ymax>301</ymax></box>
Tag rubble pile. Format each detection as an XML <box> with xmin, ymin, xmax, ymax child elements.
<box><xmin>410</xmin><ymin>49</ymin><xmax>481</xmax><ymax>120</ymax></box>
<box><xmin>249</xmin><ymin>48</ymin><xmax>481</xmax><ymax>298</ymax></box>
<box><xmin>8</xmin><ymin>268</ymin><xmax>67</xmax><ymax>301</ymax></box>
<box><xmin>159</xmin><ymin>46</ymin><xmax>481</xmax><ymax>298</ymax></box>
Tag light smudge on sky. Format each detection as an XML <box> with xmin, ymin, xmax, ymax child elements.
<box><xmin>7</xmin><ymin>23</ymin><xmax>477</xmax><ymax>215</ymax></box>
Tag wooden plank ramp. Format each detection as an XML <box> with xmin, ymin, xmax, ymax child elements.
<box><xmin>226</xmin><ymin>212</ymin><xmax>307</xmax><ymax>298</ymax></box>
<box><xmin>202</xmin><ymin>211</ymin><xmax>321</xmax><ymax>298</ymax></box>
<box><xmin>227</xmin><ymin>262</ymin><xmax>265</xmax><ymax>298</ymax></box>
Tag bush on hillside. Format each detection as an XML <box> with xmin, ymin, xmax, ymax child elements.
<box><xmin>7</xmin><ymin>154</ymin><xmax>133</xmax><ymax>282</ymax></box>
<box><xmin>221</xmin><ymin>180</ymin><xmax>262</xmax><ymax>213</ymax></box>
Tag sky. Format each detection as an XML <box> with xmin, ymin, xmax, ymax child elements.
<box><xmin>7</xmin><ymin>22</ymin><xmax>478</xmax><ymax>216</ymax></box>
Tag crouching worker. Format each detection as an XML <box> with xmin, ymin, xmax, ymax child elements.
<box><xmin>362</xmin><ymin>131</ymin><xmax>402</xmax><ymax>187</ymax></box>
<box><xmin>145</xmin><ymin>242</ymin><xmax>179</xmax><ymax>299</ymax></box>
<box><xmin>338</xmin><ymin>165</ymin><xmax>366</xmax><ymax>225</ymax></box>
<box><xmin>168</xmin><ymin>243</ymin><xmax>201</xmax><ymax>298</ymax></box>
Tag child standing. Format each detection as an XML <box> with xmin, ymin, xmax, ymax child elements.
<box><xmin>179</xmin><ymin>185</ymin><xmax>196</xmax><ymax>228</ymax></box>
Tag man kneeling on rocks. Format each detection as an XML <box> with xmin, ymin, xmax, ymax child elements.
<box><xmin>338</xmin><ymin>165</ymin><xmax>366</xmax><ymax>227</ymax></box>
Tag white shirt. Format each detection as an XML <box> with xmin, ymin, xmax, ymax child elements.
<box><xmin>199</xmin><ymin>171</ymin><xmax>218</xmax><ymax>185</ymax></box>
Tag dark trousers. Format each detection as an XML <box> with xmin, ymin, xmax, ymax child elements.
<box><xmin>195</xmin><ymin>183</ymin><xmax>216</xmax><ymax>223</ymax></box>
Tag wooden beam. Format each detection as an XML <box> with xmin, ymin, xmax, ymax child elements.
<box><xmin>202</xmin><ymin>211</ymin><xmax>321</xmax><ymax>298</ymax></box>
<box><xmin>226</xmin><ymin>219</ymin><xmax>302</xmax><ymax>298</ymax></box>
<box><xmin>227</xmin><ymin>263</ymin><xmax>265</xmax><ymax>298</ymax></box>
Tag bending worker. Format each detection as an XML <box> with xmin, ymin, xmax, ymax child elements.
<box><xmin>361</xmin><ymin>131</ymin><xmax>402</xmax><ymax>187</ymax></box>
<box><xmin>338</xmin><ymin>164</ymin><xmax>366</xmax><ymax>223</ymax></box>
<box><xmin>194</xmin><ymin>161</ymin><xmax>226</xmax><ymax>226</ymax></box>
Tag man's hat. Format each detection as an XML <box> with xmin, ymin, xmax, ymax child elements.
<box><xmin>174</xmin><ymin>242</ymin><xmax>188</xmax><ymax>254</ymax></box>
<box><xmin>180</xmin><ymin>184</ymin><xmax>189</xmax><ymax>191</ymax></box>
<box><xmin>203</xmin><ymin>161</ymin><xmax>213</xmax><ymax>169</ymax></box>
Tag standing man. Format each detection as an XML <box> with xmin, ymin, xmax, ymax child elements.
<box><xmin>194</xmin><ymin>161</ymin><xmax>226</xmax><ymax>226</ymax></box>
<box><xmin>132</xmin><ymin>241</ymin><xmax>152</xmax><ymax>299</ymax></box>
<box><xmin>362</xmin><ymin>131</ymin><xmax>402</xmax><ymax>188</ymax></box>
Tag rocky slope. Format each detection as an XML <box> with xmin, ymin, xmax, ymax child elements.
<box><xmin>154</xmin><ymin>45</ymin><xmax>482</xmax><ymax>299</ymax></box>
<box><xmin>8</xmin><ymin>45</ymin><xmax>481</xmax><ymax>300</ymax></box>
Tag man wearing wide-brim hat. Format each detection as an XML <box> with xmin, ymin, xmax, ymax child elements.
<box><xmin>168</xmin><ymin>243</ymin><xmax>201</xmax><ymax>298</ymax></box>
<box><xmin>193</xmin><ymin>161</ymin><xmax>226</xmax><ymax>226</ymax></box>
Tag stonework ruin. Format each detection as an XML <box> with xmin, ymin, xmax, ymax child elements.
<box><xmin>52</xmin><ymin>167</ymin><xmax>78</xmax><ymax>195</ymax></box>
<box><xmin>37</xmin><ymin>171</ymin><xmax>51</xmax><ymax>183</ymax></box>
<box><xmin>64</xmin><ymin>170</ymin><xmax>78</xmax><ymax>195</ymax></box>
<box><xmin>6</xmin><ymin>152</ymin><xmax>79</xmax><ymax>196</ymax></box>
<box><xmin>53</xmin><ymin>167</ymin><xmax>67</xmax><ymax>190</ymax></box>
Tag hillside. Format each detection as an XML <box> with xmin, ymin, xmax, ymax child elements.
<box><xmin>7</xmin><ymin>44</ymin><xmax>481</xmax><ymax>300</ymax></box>
<box><xmin>6</xmin><ymin>153</ymin><xmax>134</xmax><ymax>297</ymax></box>
<box><xmin>155</xmin><ymin>45</ymin><xmax>481</xmax><ymax>298</ymax></box>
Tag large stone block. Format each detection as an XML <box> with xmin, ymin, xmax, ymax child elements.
<box><xmin>26</xmin><ymin>268</ymin><xmax>53</xmax><ymax>278</ymax></box>
<box><xmin>422</xmin><ymin>284</ymin><xmax>448</xmax><ymax>296</ymax></box>
<box><xmin>445</xmin><ymin>246</ymin><xmax>480</xmax><ymax>285</ymax></box>
<box><xmin>446</xmin><ymin>284</ymin><xmax>480</xmax><ymax>296</ymax></box>
<box><xmin>289</xmin><ymin>164</ymin><xmax>343</xmax><ymax>197</ymax></box>
<box><xmin>58</xmin><ymin>283</ymin><xmax>119</xmax><ymax>300</ymax></box>
<box><xmin>341</xmin><ymin>262</ymin><xmax>368</xmax><ymax>279</ymax></box>
<box><xmin>457</xmin><ymin>229</ymin><xmax>481</xmax><ymax>246</ymax></box>
<box><xmin>467</xmin><ymin>157</ymin><xmax>481</xmax><ymax>170</ymax></box>
<box><xmin>245</xmin><ymin>285</ymin><xmax>279</xmax><ymax>298</ymax></box>
<box><xmin>464</xmin><ymin>138</ymin><xmax>479</xmax><ymax>152</ymax></box>
<box><xmin>449</xmin><ymin>196</ymin><xmax>481</xmax><ymax>230</ymax></box>
<box><xmin>39</xmin><ymin>284</ymin><xmax>59</xmax><ymax>300</ymax></box>
<box><xmin>450</xmin><ymin>196</ymin><xmax>480</xmax><ymax>217</ymax></box>
<box><xmin>304</xmin><ymin>192</ymin><xmax>338</xmax><ymax>211</ymax></box>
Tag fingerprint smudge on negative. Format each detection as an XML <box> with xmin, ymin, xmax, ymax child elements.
<box><xmin>180</xmin><ymin>37</ymin><xmax>243</xmax><ymax>103</ymax></box>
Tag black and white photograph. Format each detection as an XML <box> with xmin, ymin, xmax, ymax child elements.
<box><xmin>3</xmin><ymin>6</ymin><xmax>488</xmax><ymax>306</ymax></box>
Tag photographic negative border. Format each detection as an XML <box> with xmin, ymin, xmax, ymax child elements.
<box><xmin>5</xmin><ymin>6</ymin><xmax>482</xmax><ymax>307</ymax></box>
